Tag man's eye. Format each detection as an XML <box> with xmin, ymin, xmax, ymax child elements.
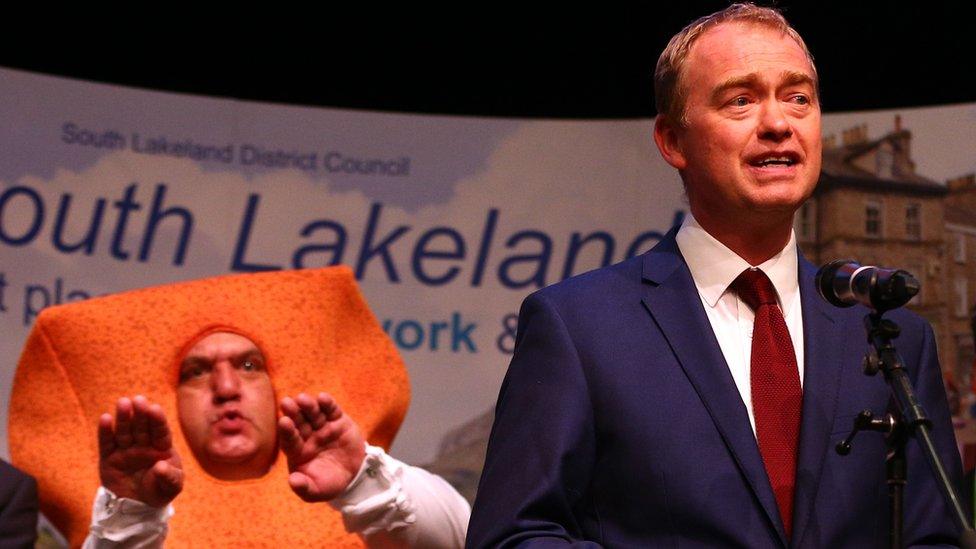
<box><xmin>242</xmin><ymin>360</ymin><xmax>258</xmax><ymax>371</ymax></box>
<box><xmin>789</xmin><ymin>94</ymin><xmax>810</xmax><ymax>105</ymax></box>
<box><xmin>730</xmin><ymin>96</ymin><xmax>750</xmax><ymax>107</ymax></box>
<box><xmin>180</xmin><ymin>367</ymin><xmax>206</xmax><ymax>382</ymax></box>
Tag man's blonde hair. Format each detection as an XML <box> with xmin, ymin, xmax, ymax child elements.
<box><xmin>654</xmin><ymin>2</ymin><xmax>818</xmax><ymax>125</ymax></box>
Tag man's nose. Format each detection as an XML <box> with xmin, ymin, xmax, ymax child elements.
<box><xmin>211</xmin><ymin>362</ymin><xmax>241</xmax><ymax>402</ymax></box>
<box><xmin>757</xmin><ymin>99</ymin><xmax>792</xmax><ymax>141</ymax></box>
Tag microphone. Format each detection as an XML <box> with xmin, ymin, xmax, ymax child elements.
<box><xmin>815</xmin><ymin>259</ymin><xmax>920</xmax><ymax>312</ymax></box>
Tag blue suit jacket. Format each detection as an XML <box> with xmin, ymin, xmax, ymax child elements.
<box><xmin>467</xmin><ymin>230</ymin><xmax>962</xmax><ymax>548</ymax></box>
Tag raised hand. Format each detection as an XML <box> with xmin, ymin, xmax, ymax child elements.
<box><xmin>98</xmin><ymin>395</ymin><xmax>183</xmax><ymax>508</ymax></box>
<box><xmin>278</xmin><ymin>392</ymin><xmax>366</xmax><ymax>502</ymax></box>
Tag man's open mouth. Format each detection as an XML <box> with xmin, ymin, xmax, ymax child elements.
<box><xmin>748</xmin><ymin>152</ymin><xmax>800</xmax><ymax>168</ymax></box>
<box><xmin>753</xmin><ymin>157</ymin><xmax>796</xmax><ymax>167</ymax></box>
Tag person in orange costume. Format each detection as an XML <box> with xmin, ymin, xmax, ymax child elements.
<box><xmin>10</xmin><ymin>267</ymin><xmax>468</xmax><ymax>547</ymax></box>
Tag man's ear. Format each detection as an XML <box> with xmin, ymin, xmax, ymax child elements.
<box><xmin>653</xmin><ymin>115</ymin><xmax>687</xmax><ymax>170</ymax></box>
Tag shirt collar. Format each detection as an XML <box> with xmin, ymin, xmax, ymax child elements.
<box><xmin>675</xmin><ymin>214</ymin><xmax>799</xmax><ymax>309</ymax></box>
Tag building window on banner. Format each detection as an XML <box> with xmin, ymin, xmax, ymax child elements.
<box><xmin>865</xmin><ymin>200</ymin><xmax>882</xmax><ymax>238</ymax></box>
<box><xmin>905</xmin><ymin>203</ymin><xmax>921</xmax><ymax>241</ymax></box>
<box><xmin>955</xmin><ymin>233</ymin><xmax>967</xmax><ymax>264</ymax></box>
<box><xmin>955</xmin><ymin>277</ymin><xmax>970</xmax><ymax>318</ymax></box>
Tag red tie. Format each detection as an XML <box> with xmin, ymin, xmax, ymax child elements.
<box><xmin>732</xmin><ymin>268</ymin><xmax>802</xmax><ymax>538</ymax></box>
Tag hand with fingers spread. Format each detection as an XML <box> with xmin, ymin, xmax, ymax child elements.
<box><xmin>98</xmin><ymin>395</ymin><xmax>184</xmax><ymax>508</ymax></box>
<box><xmin>278</xmin><ymin>392</ymin><xmax>367</xmax><ymax>502</ymax></box>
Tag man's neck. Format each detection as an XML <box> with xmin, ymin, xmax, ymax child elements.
<box><xmin>691</xmin><ymin>207</ymin><xmax>794</xmax><ymax>266</ymax></box>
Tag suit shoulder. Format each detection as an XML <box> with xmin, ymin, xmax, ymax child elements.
<box><xmin>531</xmin><ymin>255</ymin><xmax>644</xmax><ymax>305</ymax></box>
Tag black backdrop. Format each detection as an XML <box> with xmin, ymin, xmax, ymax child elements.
<box><xmin>1</xmin><ymin>2</ymin><xmax>972</xmax><ymax>118</ymax></box>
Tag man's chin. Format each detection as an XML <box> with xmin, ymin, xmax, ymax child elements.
<box><xmin>197</xmin><ymin>442</ymin><xmax>276</xmax><ymax>480</ymax></box>
<box><xmin>743</xmin><ymin>189</ymin><xmax>811</xmax><ymax>215</ymax></box>
<box><xmin>206</xmin><ymin>443</ymin><xmax>259</xmax><ymax>465</ymax></box>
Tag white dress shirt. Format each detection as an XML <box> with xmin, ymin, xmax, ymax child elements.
<box><xmin>675</xmin><ymin>214</ymin><xmax>805</xmax><ymax>435</ymax></box>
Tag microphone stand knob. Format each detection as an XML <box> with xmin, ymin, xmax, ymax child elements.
<box><xmin>863</xmin><ymin>351</ymin><xmax>881</xmax><ymax>376</ymax></box>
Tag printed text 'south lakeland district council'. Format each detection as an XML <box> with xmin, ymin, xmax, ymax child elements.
<box><xmin>61</xmin><ymin>122</ymin><xmax>410</xmax><ymax>176</ymax></box>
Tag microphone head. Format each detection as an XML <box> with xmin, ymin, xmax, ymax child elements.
<box><xmin>816</xmin><ymin>259</ymin><xmax>920</xmax><ymax>312</ymax></box>
<box><xmin>815</xmin><ymin>259</ymin><xmax>859</xmax><ymax>308</ymax></box>
<box><xmin>869</xmin><ymin>269</ymin><xmax>919</xmax><ymax>311</ymax></box>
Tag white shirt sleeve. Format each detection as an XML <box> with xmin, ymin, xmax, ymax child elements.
<box><xmin>84</xmin><ymin>445</ymin><xmax>469</xmax><ymax>548</ymax></box>
<box><xmin>330</xmin><ymin>444</ymin><xmax>471</xmax><ymax>548</ymax></box>
<box><xmin>83</xmin><ymin>486</ymin><xmax>172</xmax><ymax>549</ymax></box>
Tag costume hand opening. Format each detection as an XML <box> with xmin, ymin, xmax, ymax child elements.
<box><xmin>278</xmin><ymin>392</ymin><xmax>366</xmax><ymax>502</ymax></box>
<box><xmin>98</xmin><ymin>395</ymin><xmax>184</xmax><ymax>508</ymax></box>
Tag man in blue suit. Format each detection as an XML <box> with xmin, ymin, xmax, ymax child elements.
<box><xmin>466</xmin><ymin>4</ymin><xmax>962</xmax><ymax>547</ymax></box>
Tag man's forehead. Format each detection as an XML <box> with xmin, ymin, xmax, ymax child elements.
<box><xmin>183</xmin><ymin>332</ymin><xmax>261</xmax><ymax>360</ymax></box>
<box><xmin>689</xmin><ymin>22</ymin><xmax>813</xmax><ymax>72</ymax></box>
<box><xmin>682</xmin><ymin>22</ymin><xmax>816</xmax><ymax>95</ymax></box>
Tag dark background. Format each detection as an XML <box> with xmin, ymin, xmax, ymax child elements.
<box><xmin>2</xmin><ymin>3</ymin><xmax>971</xmax><ymax>118</ymax></box>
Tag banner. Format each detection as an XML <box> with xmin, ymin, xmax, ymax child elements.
<box><xmin>2</xmin><ymin>67</ymin><xmax>974</xmax><ymax>502</ymax></box>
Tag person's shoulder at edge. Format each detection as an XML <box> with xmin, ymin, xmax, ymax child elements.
<box><xmin>0</xmin><ymin>458</ymin><xmax>37</xmax><ymax>501</ymax></box>
<box><xmin>0</xmin><ymin>458</ymin><xmax>39</xmax><ymax>548</ymax></box>
<box><xmin>0</xmin><ymin>459</ymin><xmax>32</xmax><ymax>480</ymax></box>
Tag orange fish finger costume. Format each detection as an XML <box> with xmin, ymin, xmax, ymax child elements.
<box><xmin>9</xmin><ymin>266</ymin><xmax>409</xmax><ymax>547</ymax></box>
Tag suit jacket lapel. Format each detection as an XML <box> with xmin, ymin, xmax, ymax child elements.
<box><xmin>790</xmin><ymin>257</ymin><xmax>844</xmax><ymax>548</ymax></box>
<box><xmin>640</xmin><ymin>230</ymin><xmax>788</xmax><ymax>546</ymax></box>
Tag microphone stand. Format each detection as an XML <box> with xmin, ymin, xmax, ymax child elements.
<box><xmin>836</xmin><ymin>312</ymin><xmax>976</xmax><ymax>549</ymax></box>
